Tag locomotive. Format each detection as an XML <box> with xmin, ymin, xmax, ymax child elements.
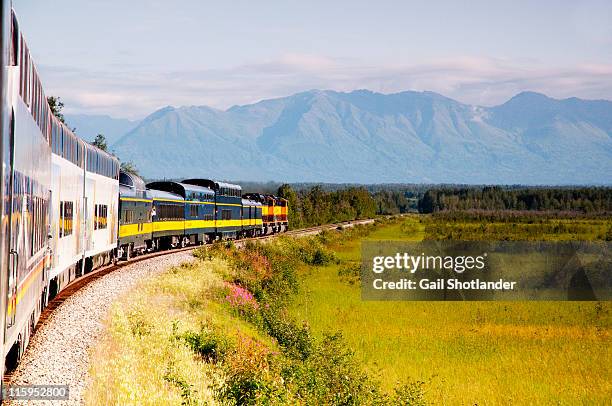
<box><xmin>0</xmin><ymin>3</ymin><xmax>288</xmax><ymax>378</ymax></box>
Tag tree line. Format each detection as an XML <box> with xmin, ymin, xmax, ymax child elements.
<box><xmin>418</xmin><ymin>186</ymin><xmax>612</xmax><ymax>214</ymax></box>
<box><xmin>272</xmin><ymin>184</ymin><xmax>612</xmax><ymax>228</ymax></box>
<box><xmin>277</xmin><ymin>184</ymin><xmax>377</xmax><ymax>228</ymax></box>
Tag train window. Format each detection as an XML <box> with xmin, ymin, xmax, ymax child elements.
<box><xmin>123</xmin><ymin>209</ymin><xmax>134</xmax><ymax>224</ymax></box>
<box><xmin>59</xmin><ymin>127</ymin><xmax>64</xmax><ymax>157</ymax></box>
<box><xmin>156</xmin><ymin>203</ymin><xmax>183</xmax><ymax>221</ymax></box>
<box><xmin>59</xmin><ymin>201</ymin><xmax>63</xmax><ymax>237</ymax></box>
<box><xmin>21</xmin><ymin>41</ymin><xmax>27</xmax><ymax>104</ymax></box>
<box><xmin>59</xmin><ymin>201</ymin><xmax>73</xmax><ymax>237</ymax></box>
<box><xmin>29</xmin><ymin>196</ymin><xmax>48</xmax><ymax>256</ymax></box>
<box><xmin>221</xmin><ymin>209</ymin><xmax>232</xmax><ymax>220</ymax></box>
<box><xmin>189</xmin><ymin>205</ymin><xmax>198</xmax><ymax>217</ymax></box>
<box><xmin>94</xmin><ymin>204</ymin><xmax>108</xmax><ymax>230</ymax></box>
<box><xmin>25</xmin><ymin>48</ymin><xmax>30</xmax><ymax>104</ymax></box>
<box><xmin>19</xmin><ymin>36</ymin><xmax>24</xmax><ymax>97</ymax></box>
<box><xmin>54</xmin><ymin>123</ymin><xmax>59</xmax><ymax>154</ymax></box>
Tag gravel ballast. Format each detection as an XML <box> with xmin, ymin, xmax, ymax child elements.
<box><xmin>4</xmin><ymin>251</ymin><xmax>194</xmax><ymax>406</ymax></box>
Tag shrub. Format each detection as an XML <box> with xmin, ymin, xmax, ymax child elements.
<box><xmin>217</xmin><ymin>335</ymin><xmax>287</xmax><ymax>405</ymax></box>
<box><xmin>180</xmin><ymin>325</ymin><xmax>230</xmax><ymax>364</ymax></box>
<box><xmin>338</xmin><ymin>262</ymin><xmax>362</xmax><ymax>285</ymax></box>
<box><xmin>260</xmin><ymin>306</ymin><xmax>314</xmax><ymax>361</ymax></box>
<box><xmin>163</xmin><ymin>366</ymin><xmax>196</xmax><ymax>405</ymax></box>
<box><xmin>281</xmin><ymin>333</ymin><xmax>388</xmax><ymax>405</ymax></box>
<box><xmin>126</xmin><ymin>309</ymin><xmax>151</xmax><ymax>337</ymax></box>
<box><xmin>392</xmin><ymin>381</ymin><xmax>427</xmax><ymax>406</ymax></box>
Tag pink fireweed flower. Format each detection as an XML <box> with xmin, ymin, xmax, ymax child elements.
<box><xmin>224</xmin><ymin>282</ymin><xmax>259</xmax><ymax>311</ymax></box>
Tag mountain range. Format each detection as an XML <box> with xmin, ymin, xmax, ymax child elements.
<box><xmin>89</xmin><ymin>90</ymin><xmax>610</xmax><ymax>184</ymax></box>
<box><xmin>65</xmin><ymin>114</ymin><xmax>140</xmax><ymax>145</ymax></box>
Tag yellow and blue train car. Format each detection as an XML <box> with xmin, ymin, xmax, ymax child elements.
<box><xmin>183</xmin><ymin>179</ymin><xmax>243</xmax><ymax>239</ymax></box>
<box><xmin>147</xmin><ymin>181</ymin><xmax>215</xmax><ymax>244</ymax></box>
<box><xmin>118</xmin><ymin>171</ymin><xmax>152</xmax><ymax>259</ymax></box>
<box><xmin>146</xmin><ymin>188</ymin><xmax>185</xmax><ymax>249</ymax></box>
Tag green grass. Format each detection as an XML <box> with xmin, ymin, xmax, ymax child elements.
<box><xmin>289</xmin><ymin>216</ymin><xmax>612</xmax><ymax>404</ymax></box>
<box><xmin>87</xmin><ymin>216</ymin><xmax>611</xmax><ymax>405</ymax></box>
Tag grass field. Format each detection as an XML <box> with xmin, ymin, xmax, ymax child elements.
<box><xmin>87</xmin><ymin>215</ymin><xmax>611</xmax><ymax>405</ymax></box>
<box><xmin>289</xmin><ymin>216</ymin><xmax>612</xmax><ymax>404</ymax></box>
<box><xmin>86</xmin><ymin>259</ymin><xmax>280</xmax><ymax>405</ymax></box>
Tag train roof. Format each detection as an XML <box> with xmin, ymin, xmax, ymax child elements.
<box><xmin>120</xmin><ymin>171</ymin><xmax>146</xmax><ymax>190</ymax></box>
<box><xmin>119</xmin><ymin>171</ymin><xmax>148</xmax><ymax>198</ymax></box>
<box><xmin>146</xmin><ymin>188</ymin><xmax>184</xmax><ymax>201</ymax></box>
<box><xmin>146</xmin><ymin>181</ymin><xmax>214</xmax><ymax>199</ymax></box>
<box><xmin>243</xmin><ymin>193</ymin><xmax>266</xmax><ymax>202</ymax></box>
<box><xmin>241</xmin><ymin>198</ymin><xmax>262</xmax><ymax>207</ymax></box>
<box><xmin>183</xmin><ymin>179</ymin><xmax>242</xmax><ymax>192</ymax></box>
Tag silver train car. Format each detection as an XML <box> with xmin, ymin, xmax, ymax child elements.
<box><xmin>0</xmin><ymin>2</ymin><xmax>288</xmax><ymax>381</ymax></box>
<box><xmin>1</xmin><ymin>3</ymin><xmax>119</xmax><ymax>376</ymax></box>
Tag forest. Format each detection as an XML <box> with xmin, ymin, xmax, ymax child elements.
<box><xmin>276</xmin><ymin>184</ymin><xmax>377</xmax><ymax>228</ymax></box>
<box><xmin>418</xmin><ymin>186</ymin><xmax>611</xmax><ymax>214</ymax></box>
<box><xmin>275</xmin><ymin>184</ymin><xmax>612</xmax><ymax>227</ymax></box>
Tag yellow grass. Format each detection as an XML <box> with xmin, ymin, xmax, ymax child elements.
<box><xmin>85</xmin><ymin>259</ymin><xmax>272</xmax><ymax>405</ymax></box>
<box><xmin>86</xmin><ymin>216</ymin><xmax>612</xmax><ymax>405</ymax></box>
<box><xmin>290</xmin><ymin>217</ymin><xmax>612</xmax><ymax>405</ymax></box>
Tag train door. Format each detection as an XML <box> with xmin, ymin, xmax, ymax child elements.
<box><xmin>6</xmin><ymin>109</ymin><xmax>18</xmax><ymax>330</ymax></box>
<box><xmin>42</xmin><ymin>189</ymin><xmax>51</xmax><ymax>306</ymax></box>
<box><xmin>81</xmin><ymin>195</ymin><xmax>87</xmax><ymax>275</ymax></box>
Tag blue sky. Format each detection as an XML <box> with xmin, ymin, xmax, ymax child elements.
<box><xmin>14</xmin><ymin>0</ymin><xmax>612</xmax><ymax>119</ymax></box>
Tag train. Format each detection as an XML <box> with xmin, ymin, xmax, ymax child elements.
<box><xmin>0</xmin><ymin>3</ymin><xmax>288</xmax><ymax>378</ymax></box>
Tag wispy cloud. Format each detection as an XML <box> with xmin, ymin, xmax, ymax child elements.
<box><xmin>39</xmin><ymin>55</ymin><xmax>612</xmax><ymax>119</ymax></box>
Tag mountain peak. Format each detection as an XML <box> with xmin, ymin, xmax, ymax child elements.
<box><xmin>111</xmin><ymin>88</ymin><xmax>611</xmax><ymax>184</ymax></box>
<box><xmin>145</xmin><ymin>105</ymin><xmax>176</xmax><ymax>120</ymax></box>
<box><xmin>507</xmin><ymin>91</ymin><xmax>551</xmax><ymax>104</ymax></box>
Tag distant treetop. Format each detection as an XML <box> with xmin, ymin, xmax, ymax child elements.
<box><xmin>47</xmin><ymin>96</ymin><xmax>66</xmax><ymax>125</ymax></box>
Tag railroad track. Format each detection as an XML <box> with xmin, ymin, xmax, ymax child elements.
<box><xmin>2</xmin><ymin>218</ymin><xmax>375</xmax><ymax>385</ymax></box>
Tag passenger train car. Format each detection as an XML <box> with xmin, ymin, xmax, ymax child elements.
<box><xmin>0</xmin><ymin>2</ymin><xmax>288</xmax><ymax>379</ymax></box>
<box><xmin>0</xmin><ymin>0</ymin><xmax>288</xmax><ymax>380</ymax></box>
<box><xmin>1</xmin><ymin>4</ymin><xmax>120</xmax><ymax>373</ymax></box>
